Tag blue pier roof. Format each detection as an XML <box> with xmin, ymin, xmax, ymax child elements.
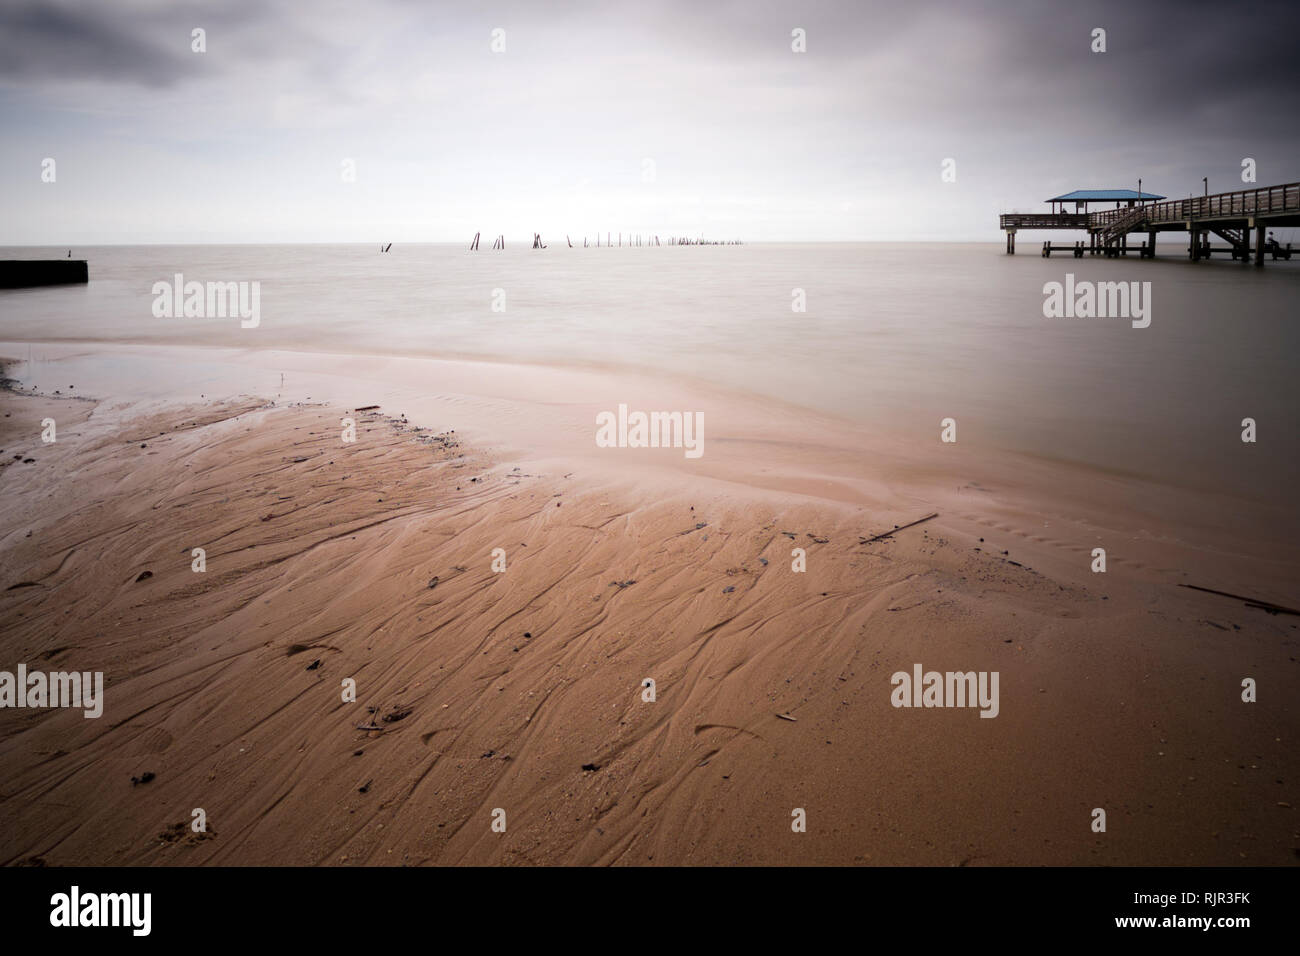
<box><xmin>1047</xmin><ymin>189</ymin><xmax>1166</xmax><ymax>202</ymax></box>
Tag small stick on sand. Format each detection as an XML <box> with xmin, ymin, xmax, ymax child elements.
<box><xmin>861</xmin><ymin>512</ymin><xmax>939</xmax><ymax>544</ymax></box>
<box><xmin>1178</xmin><ymin>584</ymin><xmax>1300</xmax><ymax>616</ymax></box>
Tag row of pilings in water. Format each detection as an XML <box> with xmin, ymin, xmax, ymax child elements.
<box><xmin>468</xmin><ymin>232</ymin><xmax>742</xmax><ymax>250</ymax></box>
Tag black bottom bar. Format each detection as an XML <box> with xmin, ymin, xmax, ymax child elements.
<box><xmin>0</xmin><ymin>865</ymin><xmax>1286</xmax><ymax>943</ymax></box>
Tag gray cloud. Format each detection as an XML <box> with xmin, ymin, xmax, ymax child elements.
<box><xmin>1</xmin><ymin>0</ymin><xmax>1297</xmax><ymax>242</ymax></box>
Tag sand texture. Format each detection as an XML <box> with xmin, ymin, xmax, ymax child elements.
<box><xmin>0</xmin><ymin>386</ymin><xmax>1296</xmax><ymax>866</ymax></box>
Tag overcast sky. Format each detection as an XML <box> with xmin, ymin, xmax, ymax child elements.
<box><xmin>2</xmin><ymin>0</ymin><xmax>1297</xmax><ymax>243</ymax></box>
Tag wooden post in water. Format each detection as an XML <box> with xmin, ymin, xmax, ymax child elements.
<box><xmin>470</xmin><ymin>232</ymin><xmax>480</xmax><ymax>251</ymax></box>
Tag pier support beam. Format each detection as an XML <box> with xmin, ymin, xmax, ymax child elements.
<box><xmin>1005</xmin><ymin>229</ymin><xmax>1016</xmax><ymax>254</ymax></box>
<box><xmin>1189</xmin><ymin>222</ymin><xmax>1199</xmax><ymax>261</ymax></box>
<box><xmin>1255</xmin><ymin>222</ymin><xmax>1265</xmax><ymax>266</ymax></box>
<box><xmin>1147</xmin><ymin>231</ymin><xmax>1156</xmax><ymax>257</ymax></box>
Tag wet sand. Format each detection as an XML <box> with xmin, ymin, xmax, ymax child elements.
<box><xmin>0</xmin><ymin>358</ymin><xmax>1295</xmax><ymax>866</ymax></box>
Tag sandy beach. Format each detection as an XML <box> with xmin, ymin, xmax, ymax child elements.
<box><xmin>1</xmin><ymin>350</ymin><xmax>1295</xmax><ymax>867</ymax></box>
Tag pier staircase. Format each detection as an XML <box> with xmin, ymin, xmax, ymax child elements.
<box><xmin>1096</xmin><ymin>205</ymin><xmax>1149</xmax><ymax>249</ymax></box>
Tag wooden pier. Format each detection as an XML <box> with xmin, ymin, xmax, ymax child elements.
<box><xmin>1000</xmin><ymin>182</ymin><xmax>1299</xmax><ymax>265</ymax></box>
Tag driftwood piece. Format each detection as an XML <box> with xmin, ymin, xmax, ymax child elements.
<box><xmin>1179</xmin><ymin>584</ymin><xmax>1300</xmax><ymax>616</ymax></box>
<box><xmin>861</xmin><ymin>513</ymin><xmax>939</xmax><ymax>544</ymax></box>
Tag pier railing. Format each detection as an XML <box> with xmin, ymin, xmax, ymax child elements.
<box><xmin>1089</xmin><ymin>182</ymin><xmax>1300</xmax><ymax>229</ymax></box>
<box><xmin>998</xmin><ymin>213</ymin><xmax>1090</xmax><ymax>229</ymax></box>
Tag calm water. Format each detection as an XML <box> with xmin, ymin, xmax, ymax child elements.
<box><xmin>1</xmin><ymin>242</ymin><xmax>1297</xmax><ymax>500</ymax></box>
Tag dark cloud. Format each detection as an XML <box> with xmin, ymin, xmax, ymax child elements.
<box><xmin>0</xmin><ymin>0</ymin><xmax>318</xmax><ymax>87</ymax></box>
<box><xmin>0</xmin><ymin>1</ymin><xmax>193</xmax><ymax>86</ymax></box>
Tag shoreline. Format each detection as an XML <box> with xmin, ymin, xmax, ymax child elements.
<box><xmin>3</xmin><ymin>339</ymin><xmax>1297</xmax><ymax>598</ymax></box>
<box><xmin>0</xmin><ymin>369</ymin><xmax>1296</xmax><ymax>865</ymax></box>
